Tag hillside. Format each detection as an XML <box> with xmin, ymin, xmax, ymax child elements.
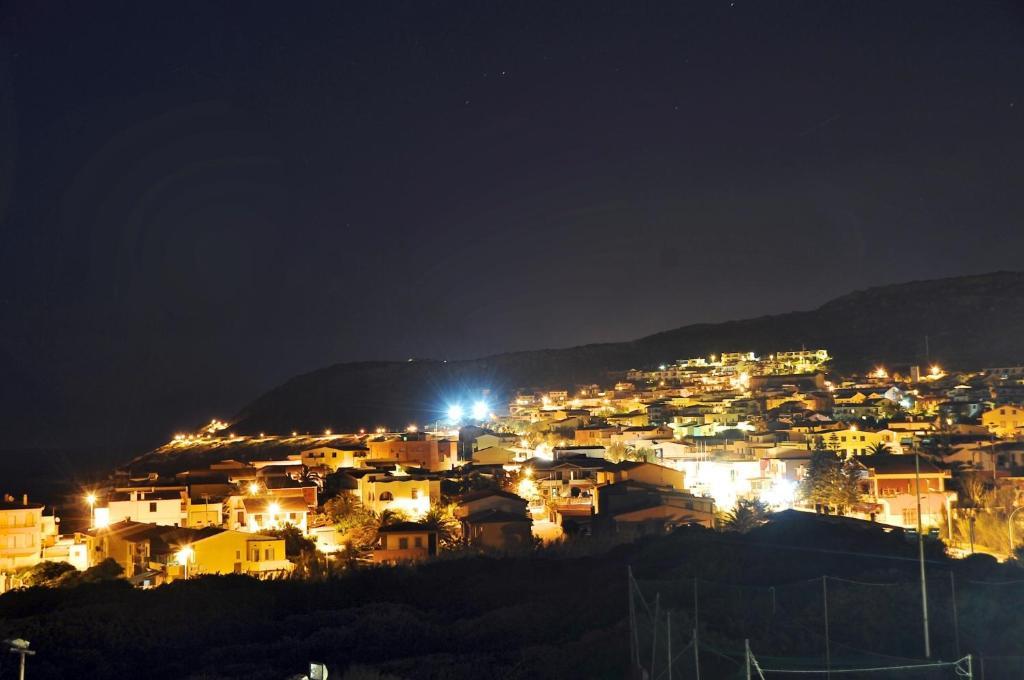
<box><xmin>230</xmin><ymin>271</ymin><xmax>1024</xmax><ymax>435</ymax></box>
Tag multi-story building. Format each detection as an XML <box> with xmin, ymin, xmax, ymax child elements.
<box><xmin>298</xmin><ymin>444</ymin><xmax>369</xmax><ymax>472</ymax></box>
<box><xmin>367</xmin><ymin>433</ymin><xmax>456</xmax><ymax>471</ymax></box>
<box><xmin>0</xmin><ymin>496</ymin><xmax>45</xmax><ymax>571</ymax></box>
<box><xmin>854</xmin><ymin>455</ymin><xmax>954</xmax><ymax>529</ymax></box>
<box><xmin>355</xmin><ymin>467</ymin><xmax>441</xmax><ymax>517</ymax></box>
<box><xmin>94</xmin><ymin>487</ymin><xmax>188</xmax><ymax>528</ymax></box>
<box><xmin>981</xmin><ymin>405</ymin><xmax>1024</xmax><ymax>438</ymax></box>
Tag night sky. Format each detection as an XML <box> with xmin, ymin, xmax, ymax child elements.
<box><xmin>1</xmin><ymin>1</ymin><xmax>1022</xmax><ymax>450</ymax></box>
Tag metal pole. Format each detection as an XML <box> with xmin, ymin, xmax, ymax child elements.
<box><xmin>822</xmin><ymin>576</ymin><xmax>831</xmax><ymax>680</ymax></box>
<box><xmin>966</xmin><ymin>653</ymin><xmax>973</xmax><ymax>680</ymax></box>
<box><xmin>693</xmin><ymin>576</ymin><xmax>700</xmax><ymax>680</ymax></box>
<box><xmin>628</xmin><ymin>567</ymin><xmax>640</xmax><ymax>671</ymax></box>
<box><xmin>666</xmin><ymin>611</ymin><xmax>672</xmax><ymax>680</ymax></box>
<box><xmin>19</xmin><ymin>651</ymin><xmax>25</xmax><ymax>680</ymax></box>
<box><xmin>950</xmin><ymin>571</ymin><xmax>961</xmax><ymax>658</ymax></box>
<box><xmin>651</xmin><ymin>593</ymin><xmax>660</xmax><ymax>679</ymax></box>
<box><xmin>745</xmin><ymin>639</ymin><xmax>752</xmax><ymax>680</ymax></box>
<box><xmin>915</xmin><ymin>452</ymin><xmax>932</xmax><ymax>659</ymax></box>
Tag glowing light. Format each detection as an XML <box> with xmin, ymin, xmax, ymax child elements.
<box><xmin>292</xmin><ymin>431</ymin><xmax>298</xmax><ymax>437</ymax></box>
<box><xmin>268</xmin><ymin>502</ymin><xmax>280</xmax><ymax>516</ymax></box>
<box><xmin>93</xmin><ymin>507</ymin><xmax>110</xmax><ymax>529</ymax></box>
<box><xmin>930</xmin><ymin>365</ymin><xmax>942</xmax><ymax>377</ymax></box>
<box><xmin>85</xmin><ymin>493</ymin><xmax>96</xmax><ymax>506</ymax></box>
<box><xmin>406</xmin><ymin>424</ymin><xmax>418</xmax><ymax>432</ymax></box>
<box><xmin>248</xmin><ymin>482</ymin><xmax>260</xmax><ymax>495</ymax></box>
<box><xmin>517</xmin><ymin>475</ymin><xmax>540</xmax><ymax>502</ymax></box>
<box><xmin>447</xmin><ymin>404</ymin><xmax>464</xmax><ymax>422</ymax></box>
<box><xmin>471</xmin><ymin>400</ymin><xmax>488</xmax><ymax>420</ymax></box>
<box><xmin>873</xmin><ymin>367</ymin><xmax>888</xmax><ymax>379</ymax></box>
<box><xmin>759</xmin><ymin>480</ymin><xmax>797</xmax><ymax>509</ymax></box>
<box><xmin>176</xmin><ymin>545</ymin><xmax>194</xmax><ymax>564</ymax></box>
<box><xmin>325</xmin><ymin>428</ymin><xmax>332</xmax><ymax>435</ymax></box>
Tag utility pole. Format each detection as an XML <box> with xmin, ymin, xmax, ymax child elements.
<box><xmin>822</xmin><ymin>576</ymin><xmax>831</xmax><ymax>680</ymax></box>
<box><xmin>628</xmin><ymin>567</ymin><xmax>641</xmax><ymax>672</ymax></box>
<box><xmin>915</xmin><ymin>451</ymin><xmax>932</xmax><ymax>659</ymax></box>
<box><xmin>651</xmin><ymin>593</ymin><xmax>660</xmax><ymax>679</ymax></box>
<box><xmin>693</xmin><ymin>576</ymin><xmax>700</xmax><ymax>680</ymax></box>
<box><xmin>745</xmin><ymin>639</ymin><xmax>752</xmax><ymax>680</ymax></box>
<box><xmin>666</xmin><ymin>611</ymin><xmax>672</xmax><ymax>680</ymax></box>
<box><xmin>950</xmin><ymin>572</ymin><xmax>961</xmax><ymax>658</ymax></box>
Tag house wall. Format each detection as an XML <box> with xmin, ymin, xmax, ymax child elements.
<box><xmin>361</xmin><ymin>477</ymin><xmax>439</xmax><ymax>517</ymax></box>
<box><xmin>468</xmin><ymin>521</ymin><xmax>532</xmax><ymax>550</ymax></box>
<box><xmin>104</xmin><ymin>497</ymin><xmax>186</xmax><ymax>527</ymax></box>
<box><xmin>0</xmin><ymin>507</ymin><xmax>43</xmax><ymax>570</ymax></box>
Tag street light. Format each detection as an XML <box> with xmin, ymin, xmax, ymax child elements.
<box><xmin>471</xmin><ymin>400</ymin><xmax>488</xmax><ymax>420</ymax></box>
<box><xmin>5</xmin><ymin>638</ymin><xmax>35</xmax><ymax>680</ymax></box>
<box><xmin>1008</xmin><ymin>506</ymin><xmax>1024</xmax><ymax>557</ymax></box>
<box><xmin>447</xmin><ymin>404</ymin><xmax>464</xmax><ymax>423</ymax></box>
<box><xmin>176</xmin><ymin>546</ymin><xmax>194</xmax><ymax>580</ymax></box>
<box><xmin>85</xmin><ymin>493</ymin><xmax>97</xmax><ymax>528</ymax></box>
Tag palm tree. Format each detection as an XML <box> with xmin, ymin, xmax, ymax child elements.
<box><xmin>420</xmin><ymin>504</ymin><xmax>461</xmax><ymax>549</ymax></box>
<box><xmin>720</xmin><ymin>499</ymin><xmax>769</xmax><ymax>533</ymax></box>
<box><xmin>865</xmin><ymin>442</ymin><xmax>893</xmax><ymax>457</ymax></box>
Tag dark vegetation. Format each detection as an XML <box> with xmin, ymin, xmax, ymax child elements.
<box><xmin>230</xmin><ymin>272</ymin><xmax>1024</xmax><ymax>435</ymax></box>
<box><xmin>3</xmin><ymin>514</ymin><xmax>1024</xmax><ymax>679</ymax></box>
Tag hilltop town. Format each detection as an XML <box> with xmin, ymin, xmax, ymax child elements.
<box><xmin>3</xmin><ymin>348</ymin><xmax>1023</xmax><ymax>592</ymax></box>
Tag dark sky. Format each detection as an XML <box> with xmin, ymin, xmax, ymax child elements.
<box><xmin>1</xmin><ymin>1</ymin><xmax>1022</xmax><ymax>449</ymax></box>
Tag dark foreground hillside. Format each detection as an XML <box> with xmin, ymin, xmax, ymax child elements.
<box><xmin>231</xmin><ymin>272</ymin><xmax>1024</xmax><ymax>435</ymax></box>
<box><xmin>3</xmin><ymin>514</ymin><xmax>1024</xmax><ymax>679</ymax></box>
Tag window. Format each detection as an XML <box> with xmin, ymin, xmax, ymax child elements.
<box><xmin>265</xmin><ymin>548</ymin><xmax>273</xmax><ymax>561</ymax></box>
<box><xmin>398</xmin><ymin>537</ymin><xmax>409</xmax><ymax>550</ymax></box>
<box><xmin>149</xmin><ymin>502</ymin><xmax>158</xmax><ymax>513</ymax></box>
<box><xmin>411</xmin><ymin>489</ymin><xmax>419</xmax><ymax>499</ymax></box>
<box><xmin>235</xmin><ymin>550</ymin><xmax>241</xmax><ymax>560</ymax></box>
<box><xmin>414</xmin><ymin>536</ymin><xmax>423</xmax><ymax>548</ymax></box>
<box><xmin>902</xmin><ymin>508</ymin><xmax>918</xmax><ymax>525</ymax></box>
<box><xmin>252</xmin><ymin>549</ymin><xmax>260</xmax><ymax>561</ymax></box>
<box><xmin>237</xmin><ymin>511</ymin><xmax>244</xmax><ymax>524</ymax></box>
<box><xmin>380</xmin><ymin>491</ymin><xmax>394</xmax><ymax>501</ymax></box>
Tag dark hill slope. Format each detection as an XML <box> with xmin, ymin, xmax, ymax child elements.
<box><xmin>231</xmin><ymin>272</ymin><xmax>1024</xmax><ymax>434</ymax></box>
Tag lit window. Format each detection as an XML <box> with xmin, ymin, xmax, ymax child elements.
<box><xmin>380</xmin><ymin>491</ymin><xmax>394</xmax><ymax>501</ymax></box>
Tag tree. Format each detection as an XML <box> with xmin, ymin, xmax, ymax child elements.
<box><xmin>720</xmin><ymin>499</ymin><xmax>769</xmax><ymax>533</ymax></box>
<box><xmin>626</xmin><ymin>447</ymin><xmax>654</xmax><ymax>463</ymax></box>
<box><xmin>605</xmin><ymin>442</ymin><xmax>628</xmax><ymax>463</ymax></box>
<box><xmin>23</xmin><ymin>560</ymin><xmax>77</xmax><ymax>587</ymax></box>
<box><xmin>866</xmin><ymin>442</ymin><xmax>893</xmax><ymax>456</ymax></box>
<box><xmin>419</xmin><ymin>504</ymin><xmax>462</xmax><ymax>550</ymax></box>
<box><xmin>800</xmin><ymin>450</ymin><xmax>862</xmax><ymax>515</ymax></box>
<box><xmin>263</xmin><ymin>525</ymin><xmax>317</xmax><ymax>559</ymax></box>
<box><xmin>957</xmin><ymin>474</ymin><xmax>993</xmax><ymax>553</ymax></box>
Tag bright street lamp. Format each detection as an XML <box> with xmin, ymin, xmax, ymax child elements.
<box><xmin>85</xmin><ymin>493</ymin><xmax>97</xmax><ymax>528</ymax></box>
<box><xmin>176</xmin><ymin>545</ymin><xmax>194</xmax><ymax>580</ymax></box>
<box><xmin>1009</xmin><ymin>506</ymin><xmax>1024</xmax><ymax>557</ymax></box>
<box><xmin>447</xmin><ymin>404</ymin><xmax>464</xmax><ymax>423</ymax></box>
<box><xmin>471</xmin><ymin>400</ymin><xmax>488</xmax><ymax>420</ymax></box>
